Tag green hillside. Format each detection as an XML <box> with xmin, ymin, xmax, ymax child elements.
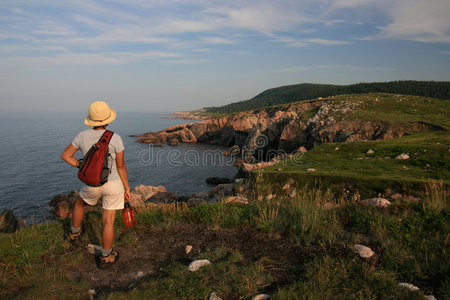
<box><xmin>204</xmin><ymin>81</ymin><xmax>450</xmax><ymax>114</ymax></box>
<box><xmin>262</xmin><ymin>93</ymin><xmax>450</xmax><ymax>195</ymax></box>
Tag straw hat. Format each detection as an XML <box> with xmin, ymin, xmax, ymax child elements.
<box><xmin>84</xmin><ymin>101</ymin><xmax>117</xmax><ymax>127</ymax></box>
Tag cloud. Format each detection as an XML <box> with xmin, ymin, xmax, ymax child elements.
<box><xmin>277</xmin><ymin>65</ymin><xmax>395</xmax><ymax>72</ymax></box>
<box><xmin>304</xmin><ymin>38</ymin><xmax>349</xmax><ymax>45</ymax></box>
<box><xmin>0</xmin><ymin>51</ymin><xmax>181</xmax><ymax>67</ymax></box>
<box><xmin>193</xmin><ymin>48</ymin><xmax>212</xmax><ymax>52</ymax></box>
<box><xmin>377</xmin><ymin>0</ymin><xmax>450</xmax><ymax>43</ymax></box>
<box><xmin>0</xmin><ymin>44</ymin><xmax>68</xmax><ymax>53</ymax></box>
<box><xmin>219</xmin><ymin>4</ymin><xmax>310</xmax><ymax>34</ymax></box>
<box><xmin>273</xmin><ymin>36</ymin><xmax>348</xmax><ymax>47</ymax></box>
<box><xmin>160</xmin><ymin>58</ymin><xmax>212</xmax><ymax>65</ymax></box>
<box><xmin>1</xmin><ymin>0</ymin><xmax>448</xmax><ymax>72</ymax></box>
<box><xmin>328</xmin><ymin>0</ymin><xmax>450</xmax><ymax>44</ymax></box>
<box><xmin>198</xmin><ymin>36</ymin><xmax>236</xmax><ymax>44</ymax></box>
<box><xmin>329</xmin><ymin>0</ymin><xmax>377</xmax><ymax>10</ymax></box>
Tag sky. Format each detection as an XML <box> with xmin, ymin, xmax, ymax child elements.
<box><xmin>1</xmin><ymin>0</ymin><xmax>450</xmax><ymax>114</ymax></box>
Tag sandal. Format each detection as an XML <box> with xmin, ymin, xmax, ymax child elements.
<box><xmin>97</xmin><ymin>250</ymin><xmax>119</xmax><ymax>269</ymax></box>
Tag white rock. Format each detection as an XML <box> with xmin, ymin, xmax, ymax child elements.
<box><xmin>334</xmin><ymin>147</ymin><xmax>339</xmax><ymax>151</ymax></box>
<box><xmin>424</xmin><ymin>295</ymin><xmax>437</xmax><ymax>300</ymax></box>
<box><xmin>307</xmin><ymin>168</ymin><xmax>316</xmax><ymax>172</ymax></box>
<box><xmin>289</xmin><ymin>188</ymin><xmax>297</xmax><ymax>198</ymax></box>
<box><xmin>185</xmin><ymin>245</ymin><xmax>193</xmax><ymax>254</ymax></box>
<box><xmin>188</xmin><ymin>259</ymin><xmax>211</xmax><ymax>272</ymax></box>
<box><xmin>360</xmin><ymin>198</ymin><xmax>392</xmax><ymax>208</ymax></box>
<box><xmin>366</xmin><ymin>149</ymin><xmax>375</xmax><ymax>155</ymax></box>
<box><xmin>209</xmin><ymin>292</ymin><xmax>222</xmax><ymax>300</ymax></box>
<box><xmin>224</xmin><ymin>196</ymin><xmax>249</xmax><ymax>205</ymax></box>
<box><xmin>266</xmin><ymin>193</ymin><xmax>275</xmax><ymax>200</ymax></box>
<box><xmin>86</xmin><ymin>244</ymin><xmax>102</xmax><ymax>255</ymax></box>
<box><xmin>136</xmin><ymin>271</ymin><xmax>144</xmax><ymax>278</ymax></box>
<box><xmin>88</xmin><ymin>289</ymin><xmax>96</xmax><ymax>300</ymax></box>
<box><xmin>398</xmin><ymin>282</ymin><xmax>420</xmax><ymax>292</ymax></box>
<box><xmin>395</xmin><ymin>153</ymin><xmax>410</xmax><ymax>160</ymax></box>
<box><xmin>252</xmin><ymin>294</ymin><xmax>270</xmax><ymax>300</ymax></box>
<box><xmin>354</xmin><ymin>244</ymin><xmax>375</xmax><ymax>258</ymax></box>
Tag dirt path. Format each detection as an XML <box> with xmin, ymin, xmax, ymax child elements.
<box><xmin>64</xmin><ymin>223</ymin><xmax>314</xmax><ymax>295</ymax></box>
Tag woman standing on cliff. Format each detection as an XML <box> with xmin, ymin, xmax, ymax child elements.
<box><xmin>61</xmin><ymin>101</ymin><xmax>131</xmax><ymax>269</ymax></box>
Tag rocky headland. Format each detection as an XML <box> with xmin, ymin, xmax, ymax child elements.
<box><xmin>161</xmin><ymin>111</ymin><xmax>211</xmax><ymax>120</ymax></box>
<box><xmin>133</xmin><ymin>95</ymin><xmax>442</xmax><ymax>163</ymax></box>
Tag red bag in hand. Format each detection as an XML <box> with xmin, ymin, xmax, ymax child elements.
<box><xmin>78</xmin><ymin>130</ymin><xmax>114</xmax><ymax>187</ymax></box>
<box><xmin>123</xmin><ymin>202</ymin><xmax>135</xmax><ymax>227</ymax></box>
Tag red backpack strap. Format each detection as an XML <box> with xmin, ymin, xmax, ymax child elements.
<box><xmin>98</xmin><ymin>130</ymin><xmax>114</xmax><ymax>145</ymax></box>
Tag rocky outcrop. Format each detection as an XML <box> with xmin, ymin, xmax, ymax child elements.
<box><xmin>206</xmin><ymin>177</ymin><xmax>232</xmax><ymax>185</ymax></box>
<box><xmin>162</xmin><ymin>111</ymin><xmax>211</xmax><ymax>120</ymax></box>
<box><xmin>135</xmin><ymin>95</ymin><xmax>443</xmax><ymax>162</ymax></box>
<box><xmin>49</xmin><ymin>191</ymin><xmax>81</xmax><ymax>219</ymax></box>
<box><xmin>129</xmin><ymin>185</ymin><xmax>168</xmax><ymax>209</ymax></box>
<box><xmin>49</xmin><ymin>182</ymin><xmax>242</xmax><ymax>219</ymax></box>
<box><xmin>0</xmin><ymin>209</ymin><xmax>26</xmax><ymax>233</ymax></box>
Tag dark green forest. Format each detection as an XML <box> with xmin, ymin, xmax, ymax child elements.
<box><xmin>204</xmin><ymin>81</ymin><xmax>450</xmax><ymax>114</ymax></box>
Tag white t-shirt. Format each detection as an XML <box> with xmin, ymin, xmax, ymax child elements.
<box><xmin>72</xmin><ymin>129</ymin><xmax>124</xmax><ymax>182</ymax></box>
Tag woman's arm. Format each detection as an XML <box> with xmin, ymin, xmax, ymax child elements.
<box><xmin>61</xmin><ymin>144</ymin><xmax>80</xmax><ymax>168</ymax></box>
<box><xmin>116</xmin><ymin>150</ymin><xmax>131</xmax><ymax>201</ymax></box>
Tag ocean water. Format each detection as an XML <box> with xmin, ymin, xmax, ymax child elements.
<box><xmin>0</xmin><ymin>112</ymin><xmax>236</xmax><ymax>224</ymax></box>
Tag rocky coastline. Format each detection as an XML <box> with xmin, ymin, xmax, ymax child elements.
<box><xmin>161</xmin><ymin>111</ymin><xmax>211</xmax><ymax>120</ymax></box>
<box><xmin>133</xmin><ymin>95</ymin><xmax>441</xmax><ymax>163</ymax></box>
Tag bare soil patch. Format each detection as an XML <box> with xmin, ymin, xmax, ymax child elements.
<box><xmin>64</xmin><ymin>223</ymin><xmax>315</xmax><ymax>295</ymax></box>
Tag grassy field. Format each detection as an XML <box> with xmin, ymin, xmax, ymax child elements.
<box><xmin>263</xmin><ymin>94</ymin><xmax>449</xmax><ymax>196</ymax></box>
<box><xmin>0</xmin><ymin>178</ymin><xmax>448</xmax><ymax>299</ymax></box>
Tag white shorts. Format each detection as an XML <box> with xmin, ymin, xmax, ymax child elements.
<box><xmin>79</xmin><ymin>180</ymin><xmax>125</xmax><ymax>210</ymax></box>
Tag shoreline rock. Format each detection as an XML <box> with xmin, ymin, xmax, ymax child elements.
<box><xmin>0</xmin><ymin>209</ymin><xmax>26</xmax><ymax>233</ymax></box>
<box><xmin>48</xmin><ymin>181</ymin><xmax>244</xmax><ymax>220</ymax></box>
<box><xmin>133</xmin><ymin>97</ymin><xmax>440</xmax><ymax>163</ymax></box>
<box><xmin>161</xmin><ymin>111</ymin><xmax>211</xmax><ymax>120</ymax></box>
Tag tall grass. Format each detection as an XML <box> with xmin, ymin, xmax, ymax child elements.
<box><xmin>423</xmin><ymin>179</ymin><xmax>448</xmax><ymax>213</ymax></box>
<box><xmin>251</xmin><ymin>180</ymin><xmax>344</xmax><ymax>245</ymax></box>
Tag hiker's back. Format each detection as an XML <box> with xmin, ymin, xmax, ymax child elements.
<box><xmin>72</xmin><ymin>128</ymin><xmax>124</xmax><ymax>182</ymax></box>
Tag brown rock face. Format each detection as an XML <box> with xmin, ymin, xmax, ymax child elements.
<box><xmin>134</xmin><ymin>97</ymin><xmax>442</xmax><ymax>162</ymax></box>
<box><xmin>49</xmin><ymin>190</ymin><xmax>80</xmax><ymax>220</ymax></box>
<box><xmin>0</xmin><ymin>209</ymin><xmax>25</xmax><ymax>233</ymax></box>
<box><xmin>129</xmin><ymin>185</ymin><xmax>168</xmax><ymax>209</ymax></box>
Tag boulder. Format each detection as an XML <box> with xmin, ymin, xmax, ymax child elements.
<box><xmin>206</xmin><ymin>177</ymin><xmax>232</xmax><ymax>185</ymax></box>
<box><xmin>395</xmin><ymin>153</ymin><xmax>409</xmax><ymax>160</ymax></box>
<box><xmin>366</xmin><ymin>149</ymin><xmax>375</xmax><ymax>155</ymax></box>
<box><xmin>208</xmin><ymin>183</ymin><xmax>235</xmax><ymax>202</ymax></box>
<box><xmin>167</xmin><ymin>139</ymin><xmax>181</xmax><ymax>146</ymax></box>
<box><xmin>188</xmin><ymin>259</ymin><xmax>211</xmax><ymax>272</ymax></box>
<box><xmin>223</xmin><ymin>196</ymin><xmax>249</xmax><ymax>205</ymax></box>
<box><xmin>146</xmin><ymin>192</ymin><xmax>178</xmax><ymax>205</ymax></box>
<box><xmin>49</xmin><ymin>190</ymin><xmax>80</xmax><ymax>219</ymax></box>
<box><xmin>398</xmin><ymin>282</ymin><xmax>420</xmax><ymax>292</ymax></box>
<box><xmin>296</xmin><ymin>146</ymin><xmax>308</xmax><ymax>153</ymax></box>
<box><xmin>252</xmin><ymin>294</ymin><xmax>270</xmax><ymax>300</ymax></box>
<box><xmin>130</xmin><ymin>185</ymin><xmax>167</xmax><ymax>208</ymax></box>
<box><xmin>360</xmin><ymin>197</ymin><xmax>392</xmax><ymax>208</ymax></box>
<box><xmin>354</xmin><ymin>244</ymin><xmax>375</xmax><ymax>258</ymax></box>
<box><xmin>209</xmin><ymin>292</ymin><xmax>222</xmax><ymax>300</ymax></box>
<box><xmin>0</xmin><ymin>209</ymin><xmax>25</xmax><ymax>233</ymax></box>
